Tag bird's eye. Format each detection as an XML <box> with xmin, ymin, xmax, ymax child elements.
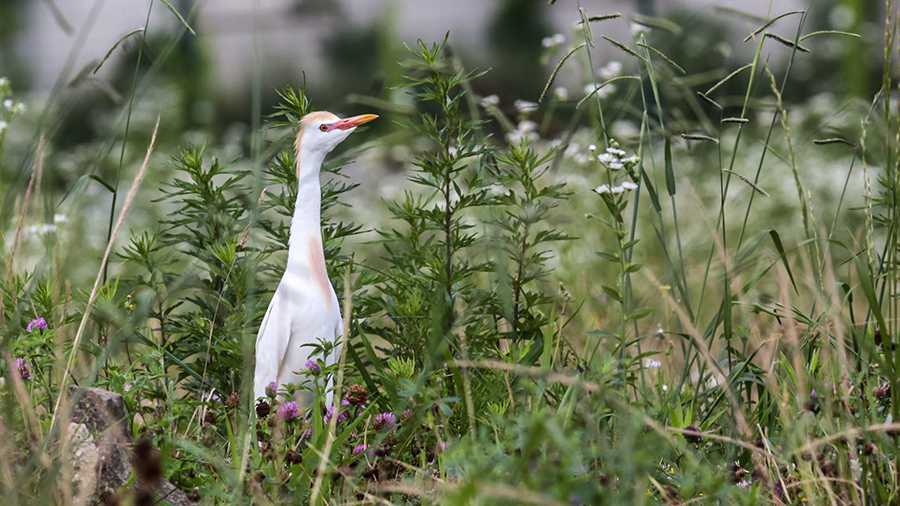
<box><xmin>319</xmin><ymin>125</ymin><xmax>328</xmax><ymax>132</ymax></box>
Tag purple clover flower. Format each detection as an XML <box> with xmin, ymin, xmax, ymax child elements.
<box><xmin>325</xmin><ymin>406</ymin><xmax>349</xmax><ymax>424</ymax></box>
<box><xmin>16</xmin><ymin>358</ymin><xmax>31</xmax><ymax>380</ymax></box>
<box><xmin>435</xmin><ymin>441</ymin><xmax>449</xmax><ymax>454</ymax></box>
<box><xmin>374</xmin><ymin>412</ymin><xmax>397</xmax><ymax>430</ymax></box>
<box><xmin>26</xmin><ymin>317</ymin><xmax>47</xmax><ymax>333</ymax></box>
<box><xmin>352</xmin><ymin>444</ymin><xmax>370</xmax><ymax>455</ymax></box>
<box><xmin>277</xmin><ymin>401</ymin><xmax>300</xmax><ymax>421</ymax></box>
<box><xmin>305</xmin><ymin>360</ymin><xmax>322</xmax><ymax>375</ymax></box>
<box><xmin>265</xmin><ymin>382</ymin><xmax>278</xmax><ymax>399</ymax></box>
<box><xmin>300</xmin><ymin>419</ymin><xmax>312</xmax><ymax>438</ymax></box>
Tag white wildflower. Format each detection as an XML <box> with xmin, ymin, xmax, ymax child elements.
<box><xmin>514</xmin><ymin>100</ymin><xmax>538</xmax><ymax>113</ymax></box>
<box><xmin>53</xmin><ymin>214</ymin><xmax>68</xmax><ymax>224</ymax></box>
<box><xmin>608</xmin><ymin>161</ymin><xmax>624</xmax><ymax>170</ymax></box>
<box><xmin>553</xmin><ymin>86</ymin><xmax>569</xmax><ymax>101</ymax></box>
<box><xmin>11</xmin><ymin>102</ymin><xmax>25</xmax><ymax>115</ymax></box>
<box><xmin>625</xmin><ymin>155</ymin><xmax>640</xmax><ymax>165</ymax></box>
<box><xmin>0</xmin><ymin>121</ymin><xmax>7</xmax><ymax>134</ymax></box>
<box><xmin>517</xmin><ymin>120</ymin><xmax>538</xmax><ymax>133</ymax></box>
<box><xmin>25</xmin><ymin>223</ymin><xmax>57</xmax><ymax>236</ymax></box>
<box><xmin>644</xmin><ymin>358</ymin><xmax>662</xmax><ymax>369</ymax></box>
<box><xmin>598</xmin><ymin>153</ymin><xmax>616</xmax><ymax>165</ymax></box>
<box><xmin>606</xmin><ymin>147</ymin><xmax>626</xmax><ymax>156</ymax></box>
<box><xmin>0</xmin><ymin>77</ymin><xmax>8</xmax><ymax>87</ymax></box>
<box><xmin>588</xmin><ymin>144</ymin><xmax>596</xmax><ymax>152</ymax></box>
<box><xmin>611</xmin><ymin>185</ymin><xmax>626</xmax><ymax>194</ymax></box>
<box><xmin>662</xmin><ymin>384</ymin><xmax>669</xmax><ymax>392</ymax></box>
<box><xmin>598</xmin><ymin>61</ymin><xmax>623</xmax><ymax>80</ymax></box>
<box><xmin>480</xmin><ymin>94</ymin><xmax>499</xmax><ymax>108</ymax></box>
<box><xmin>542</xmin><ymin>34</ymin><xmax>566</xmax><ymax>48</ymax></box>
<box><xmin>2</xmin><ymin>99</ymin><xmax>11</xmax><ymax>110</ymax></box>
<box><xmin>594</xmin><ymin>184</ymin><xmax>611</xmax><ymax>195</ymax></box>
<box><xmin>621</xmin><ymin>181</ymin><xmax>639</xmax><ymax>191</ymax></box>
<box><xmin>489</xmin><ymin>183</ymin><xmax>510</xmax><ymax>196</ymax></box>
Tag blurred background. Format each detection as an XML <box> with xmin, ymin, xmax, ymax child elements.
<box><xmin>0</xmin><ymin>0</ymin><xmax>877</xmax><ymax>136</ymax></box>
<box><xmin>0</xmin><ymin>0</ymin><xmax>887</xmax><ymax>288</ymax></box>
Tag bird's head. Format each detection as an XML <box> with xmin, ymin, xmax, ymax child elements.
<box><xmin>295</xmin><ymin>111</ymin><xmax>378</xmax><ymax>171</ymax></box>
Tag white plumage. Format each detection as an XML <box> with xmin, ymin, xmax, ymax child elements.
<box><xmin>253</xmin><ymin>111</ymin><xmax>377</xmax><ymax>408</ymax></box>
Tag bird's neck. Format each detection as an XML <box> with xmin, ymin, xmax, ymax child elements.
<box><xmin>286</xmin><ymin>150</ymin><xmax>333</xmax><ymax>300</ymax></box>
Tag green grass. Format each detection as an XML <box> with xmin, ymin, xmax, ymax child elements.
<box><xmin>0</xmin><ymin>1</ymin><xmax>898</xmax><ymax>505</ymax></box>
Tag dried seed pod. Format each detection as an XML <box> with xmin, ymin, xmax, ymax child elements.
<box><xmin>256</xmin><ymin>400</ymin><xmax>271</xmax><ymax>418</ymax></box>
<box><xmin>346</xmin><ymin>384</ymin><xmax>368</xmax><ymax>406</ymax></box>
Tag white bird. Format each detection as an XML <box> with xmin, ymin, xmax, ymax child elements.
<box><xmin>253</xmin><ymin>110</ymin><xmax>377</xmax><ymax>407</ymax></box>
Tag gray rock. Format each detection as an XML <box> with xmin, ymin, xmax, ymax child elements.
<box><xmin>66</xmin><ymin>386</ymin><xmax>194</xmax><ymax>506</ymax></box>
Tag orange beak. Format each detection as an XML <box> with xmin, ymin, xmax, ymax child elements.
<box><xmin>334</xmin><ymin>114</ymin><xmax>378</xmax><ymax>131</ymax></box>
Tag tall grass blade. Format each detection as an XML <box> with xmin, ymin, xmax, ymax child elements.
<box><xmin>93</xmin><ymin>28</ymin><xmax>144</xmax><ymax>74</ymax></box>
<box><xmin>160</xmin><ymin>0</ymin><xmax>196</xmax><ymax>35</ymax></box>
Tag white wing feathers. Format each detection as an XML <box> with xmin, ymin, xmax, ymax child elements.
<box><xmin>253</xmin><ymin>270</ymin><xmax>342</xmax><ymax>404</ymax></box>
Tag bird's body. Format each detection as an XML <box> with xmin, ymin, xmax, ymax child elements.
<box><xmin>253</xmin><ymin>111</ymin><xmax>377</xmax><ymax>407</ymax></box>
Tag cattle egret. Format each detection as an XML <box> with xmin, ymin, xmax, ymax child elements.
<box><xmin>253</xmin><ymin>111</ymin><xmax>377</xmax><ymax>407</ymax></box>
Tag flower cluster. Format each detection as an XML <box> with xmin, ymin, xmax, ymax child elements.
<box><xmin>16</xmin><ymin>358</ymin><xmax>31</xmax><ymax>380</ymax></box>
<box><xmin>325</xmin><ymin>405</ymin><xmax>349</xmax><ymax>424</ymax></box>
<box><xmin>480</xmin><ymin>94</ymin><xmax>500</xmax><ymax>109</ymax></box>
<box><xmin>594</xmin><ymin>181</ymin><xmax>638</xmax><ymax>195</ymax></box>
<box><xmin>374</xmin><ymin>412</ymin><xmax>397</xmax><ymax>431</ymax></box>
<box><xmin>507</xmin><ymin>120</ymin><xmax>539</xmax><ymax>145</ymax></box>
<box><xmin>27</xmin><ymin>317</ymin><xmax>47</xmax><ymax>333</ymax></box>
<box><xmin>597</xmin><ymin>147</ymin><xmax>639</xmax><ymax>170</ymax></box>
<box><xmin>305</xmin><ymin>360</ymin><xmax>321</xmax><ymax>375</ymax></box>
<box><xmin>514</xmin><ymin>100</ymin><xmax>538</xmax><ymax>114</ymax></box>
<box><xmin>1</xmin><ymin>78</ymin><xmax>25</xmax><ymax>135</ymax></box>
<box><xmin>2</xmin><ymin>99</ymin><xmax>25</xmax><ymax>116</ymax></box>
<box><xmin>541</xmin><ymin>33</ymin><xmax>566</xmax><ymax>48</ymax></box>
<box><xmin>277</xmin><ymin>401</ymin><xmax>301</xmax><ymax>421</ymax></box>
<box><xmin>592</xmin><ymin>145</ymin><xmax>640</xmax><ymax>196</ymax></box>
<box><xmin>597</xmin><ymin>61</ymin><xmax>623</xmax><ymax>81</ymax></box>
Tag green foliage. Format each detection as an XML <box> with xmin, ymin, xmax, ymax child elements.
<box><xmin>5</xmin><ymin>3</ymin><xmax>900</xmax><ymax>505</ymax></box>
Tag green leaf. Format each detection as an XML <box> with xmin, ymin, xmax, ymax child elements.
<box><xmin>89</xmin><ymin>174</ymin><xmax>117</xmax><ymax>193</ymax></box>
<box><xmin>596</xmin><ymin>251</ymin><xmax>620</xmax><ymax>262</ymax></box>
<box><xmin>625</xmin><ymin>308</ymin><xmax>653</xmax><ymax>321</ymax></box>
<box><xmin>664</xmin><ymin>137</ymin><xmax>676</xmax><ymax>197</ymax></box>
<box><xmin>853</xmin><ymin>254</ymin><xmax>887</xmax><ymax>342</ymax></box>
<box><xmin>768</xmin><ymin>230</ymin><xmax>798</xmax><ymax>294</ymax></box>
<box><xmin>601</xmin><ymin>285</ymin><xmax>623</xmax><ymax>303</ymax></box>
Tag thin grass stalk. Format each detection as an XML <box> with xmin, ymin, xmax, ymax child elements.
<box><xmin>49</xmin><ymin>117</ymin><xmax>159</xmax><ymax>430</ymax></box>
<box><xmin>576</xmin><ymin>13</ymin><xmax>608</xmax><ymax>146</ymax></box>
<box><xmin>310</xmin><ymin>266</ymin><xmax>353</xmax><ymax>505</ymax></box>
<box><xmin>104</xmin><ymin>0</ymin><xmax>154</xmax><ymax>283</ymax></box>
<box><xmin>635</xmin><ymin>33</ymin><xmax>692</xmax><ymax>317</ymax></box>
<box><xmin>735</xmin><ymin>10</ymin><xmax>808</xmax><ymax>251</ymax></box>
<box><xmin>693</xmin><ymin>24</ymin><xmax>768</xmax><ymax>320</ymax></box>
